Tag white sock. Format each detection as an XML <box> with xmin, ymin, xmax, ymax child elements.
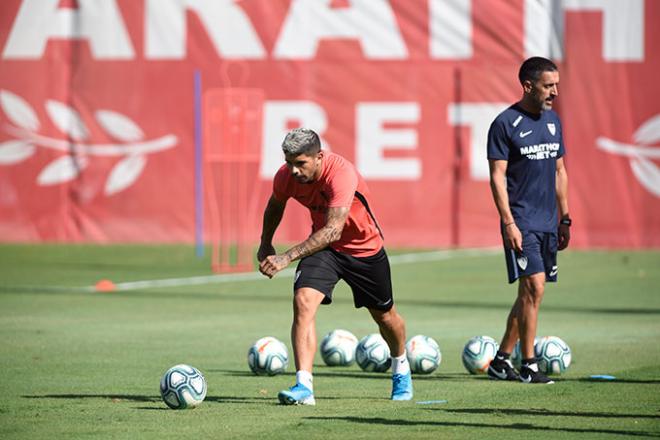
<box><xmin>296</xmin><ymin>370</ymin><xmax>313</xmax><ymax>392</ymax></box>
<box><xmin>391</xmin><ymin>353</ymin><xmax>410</xmax><ymax>375</ymax></box>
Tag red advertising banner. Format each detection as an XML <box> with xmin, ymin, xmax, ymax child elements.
<box><xmin>0</xmin><ymin>0</ymin><xmax>658</xmax><ymax>248</ymax></box>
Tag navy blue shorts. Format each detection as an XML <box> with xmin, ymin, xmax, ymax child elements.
<box><xmin>503</xmin><ymin>230</ymin><xmax>558</xmax><ymax>284</ymax></box>
<box><xmin>293</xmin><ymin>247</ymin><xmax>394</xmax><ymax>311</ymax></box>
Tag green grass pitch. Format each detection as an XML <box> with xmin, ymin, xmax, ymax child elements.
<box><xmin>0</xmin><ymin>244</ymin><xmax>659</xmax><ymax>439</ymax></box>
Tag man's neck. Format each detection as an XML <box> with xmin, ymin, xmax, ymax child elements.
<box><xmin>517</xmin><ymin>99</ymin><xmax>542</xmax><ymax>117</ymax></box>
<box><xmin>313</xmin><ymin>155</ymin><xmax>325</xmax><ymax>181</ymax></box>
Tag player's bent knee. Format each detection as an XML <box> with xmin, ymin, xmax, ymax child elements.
<box><xmin>370</xmin><ymin>307</ymin><xmax>402</xmax><ymax>327</ymax></box>
<box><xmin>293</xmin><ymin>288</ymin><xmax>324</xmax><ymax>316</ymax></box>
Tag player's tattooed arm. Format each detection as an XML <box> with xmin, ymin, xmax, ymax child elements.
<box><xmin>259</xmin><ymin>206</ymin><xmax>349</xmax><ymax>278</ymax></box>
<box><xmin>285</xmin><ymin>206</ymin><xmax>349</xmax><ymax>262</ymax></box>
<box><xmin>257</xmin><ymin>196</ymin><xmax>286</xmax><ymax>262</ymax></box>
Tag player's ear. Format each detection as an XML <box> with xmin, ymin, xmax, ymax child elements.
<box><xmin>522</xmin><ymin>80</ymin><xmax>533</xmax><ymax>93</ymax></box>
<box><xmin>317</xmin><ymin>149</ymin><xmax>325</xmax><ymax>160</ymax></box>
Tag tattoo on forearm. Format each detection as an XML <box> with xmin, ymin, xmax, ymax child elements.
<box><xmin>284</xmin><ymin>207</ymin><xmax>347</xmax><ymax>262</ymax></box>
<box><xmin>285</xmin><ymin>225</ymin><xmax>337</xmax><ymax>261</ymax></box>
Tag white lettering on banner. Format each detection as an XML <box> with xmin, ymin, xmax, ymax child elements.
<box><xmin>1</xmin><ymin>0</ymin><xmax>648</xmax><ymax>60</ymax></box>
<box><xmin>3</xmin><ymin>0</ymin><xmax>134</xmax><ymax>59</ymax></box>
<box><xmin>273</xmin><ymin>0</ymin><xmax>407</xmax><ymax>59</ymax></box>
<box><xmin>145</xmin><ymin>0</ymin><xmax>265</xmax><ymax>59</ymax></box>
<box><xmin>429</xmin><ymin>0</ymin><xmax>472</xmax><ymax>59</ymax></box>
<box><xmin>260</xmin><ymin>101</ymin><xmax>329</xmax><ymax>179</ymax></box>
<box><xmin>448</xmin><ymin>103</ymin><xmax>509</xmax><ymax>181</ymax></box>
<box><xmin>356</xmin><ymin>103</ymin><xmax>420</xmax><ymax>179</ymax></box>
<box><xmin>524</xmin><ymin>0</ymin><xmax>563</xmax><ymax>60</ymax></box>
<box><xmin>525</xmin><ymin>0</ymin><xmax>645</xmax><ymax>61</ymax></box>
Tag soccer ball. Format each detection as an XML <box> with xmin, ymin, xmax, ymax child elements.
<box><xmin>406</xmin><ymin>334</ymin><xmax>441</xmax><ymax>375</ymax></box>
<box><xmin>462</xmin><ymin>335</ymin><xmax>499</xmax><ymax>374</ymax></box>
<box><xmin>511</xmin><ymin>337</ymin><xmax>539</xmax><ymax>369</ymax></box>
<box><xmin>247</xmin><ymin>336</ymin><xmax>289</xmax><ymax>376</ymax></box>
<box><xmin>159</xmin><ymin>364</ymin><xmax>207</xmax><ymax>410</ymax></box>
<box><xmin>356</xmin><ymin>333</ymin><xmax>391</xmax><ymax>373</ymax></box>
<box><xmin>320</xmin><ymin>329</ymin><xmax>358</xmax><ymax>366</ymax></box>
<box><xmin>535</xmin><ymin>336</ymin><xmax>572</xmax><ymax>374</ymax></box>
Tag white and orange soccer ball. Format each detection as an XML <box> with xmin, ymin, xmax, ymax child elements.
<box><xmin>462</xmin><ymin>335</ymin><xmax>499</xmax><ymax>374</ymax></box>
<box><xmin>406</xmin><ymin>334</ymin><xmax>441</xmax><ymax>375</ymax></box>
<box><xmin>247</xmin><ymin>336</ymin><xmax>289</xmax><ymax>376</ymax></box>
<box><xmin>320</xmin><ymin>329</ymin><xmax>358</xmax><ymax>366</ymax></box>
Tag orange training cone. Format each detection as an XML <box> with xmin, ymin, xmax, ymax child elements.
<box><xmin>95</xmin><ymin>279</ymin><xmax>116</xmax><ymax>292</ymax></box>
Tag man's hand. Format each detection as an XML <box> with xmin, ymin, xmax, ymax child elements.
<box><xmin>504</xmin><ymin>223</ymin><xmax>523</xmax><ymax>253</ymax></box>
<box><xmin>259</xmin><ymin>254</ymin><xmax>291</xmax><ymax>278</ymax></box>
<box><xmin>558</xmin><ymin>224</ymin><xmax>570</xmax><ymax>250</ymax></box>
<box><xmin>257</xmin><ymin>243</ymin><xmax>276</xmax><ymax>262</ymax></box>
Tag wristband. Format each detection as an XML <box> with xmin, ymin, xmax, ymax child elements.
<box><xmin>560</xmin><ymin>218</ymin><xmax>572</xmax><ymax>226</ymax></box>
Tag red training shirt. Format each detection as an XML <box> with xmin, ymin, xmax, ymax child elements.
<box><xmin>272</xmin><ymin>152</ymin><xmax>383</xmax><ymax>257</ymax></box>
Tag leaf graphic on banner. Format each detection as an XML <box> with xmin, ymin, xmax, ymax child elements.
<box><xmin>45</xmin><ymin>100</ymin><xmax>89</xmax><ymax>140</ymax></box>
<box><xmin>0</xmin><ymin>140</ymin><xmax>36</xmax><ymax>164</ymax></box>
<box><xmin>0</xmin><ymin>90</ymin><xmax>40</xmax><ymax>131</ymax></box>
<box><xmin>96</xmin><ymin>110</ymin><xmax>144</xmax><ymax>142</ymax></box>
<box><xmin>630</xmin><ymin>156</ymin><xmax>660</xmax><ymax>198</ymax></box>
<box><xmin>105</xmin><ymin>154</ymin><xmax>146</xmax><ymax>195</ymax></box>
<box><xmin>633</xmin><ymin>114</ymin><xmax>660</xmax><ymax>146</ymax></box>
<box><xmin>37</xmin><ymin>155</ymin><xmax>89</xmax><ymax>186</ymax></box>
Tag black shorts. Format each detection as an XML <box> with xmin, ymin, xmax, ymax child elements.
<box><xmin>503</xmin><ymin>230</ymin><xmax>558</xmax><ymax>284</ymax></box>
<box><xmin>293</xmin><ymin>247</ymin><xmax>394</xmax><ymax>311</ymax></box>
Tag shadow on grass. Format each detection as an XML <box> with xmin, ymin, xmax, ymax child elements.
<box><xmin>208</xmin><ymin>369</ymin><xmax>476</xmax><ymax>382</ymax></box>
<box><xmin>571</xmin><ymin>378</ymin><xmax>660</xmax><ymax>385</ymax></box>
<box><xmin>207</xmin><ymin>395</ymin><xmax>271</xmax><ymax>404</ymax></box>
<box><xmin>205</xmin><ymin>369</ymin><xmax>275</xmax><ymax>377</ymax></box>
<box><xmin>208</xmin><ymin>369</ymin><xmax>387</xmax><ymax>380</ymax></box>
<box><xmin>23</xmin><ymin>394</ymin><xmax>160</xmax><ymax>402</ymax></box>
<box><xmin>435</xmin><ymin>407</ymin><xmax>660</xmax><ymax>420</ymax></box>
<box><xmin>22</xmin><ymin>394</ymin><xmax>268</xmax><ymax>403</ymax></box>
<box><xmin>305</xmin><ymin>416</ymin><xmax>660</xmax><ymax>437</ymax></box>
<box><xmin>310</xmin><ymin>371</ymin><xmax>489</xmax><ymax>382</ymax></box>
<box><xmin>22</xmin><ymin>392</ymin><xmax>389</xmax><ymax>406</ymax></box>
<box><xmin>23</xmin><ymin>393</ymin><xmax>275</xmax><ymax>406</ymax></box>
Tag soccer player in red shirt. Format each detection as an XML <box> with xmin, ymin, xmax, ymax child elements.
<box><xmin>258</xmin><ymin>128</ymin><xmax>413</xmax><ymax>405</ymax></box>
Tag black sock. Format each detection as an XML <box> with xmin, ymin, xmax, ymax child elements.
<box><xmin>522</xmin><ymin>357</ymin><xmax>537</xmax><ymax>367</ymax></box>
<box><xmin>496</xmin><ymin>350</ymin><xmax>511</xmax><ymax>360</ymax></box>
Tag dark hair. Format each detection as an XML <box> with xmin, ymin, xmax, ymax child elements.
<box><xmin>518</xmin><ymin>57</ymin><xmax>558</xmax><ymax>84</ymax></box>
<box><xmin>281</xmin><ymin>128</ymin><xmax>321</xmax><ymax>156</ymax></box>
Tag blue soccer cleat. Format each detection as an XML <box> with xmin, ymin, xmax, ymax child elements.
<box><xmin>278</xmin><ymin>383</ymin><xmax>316</xmax><ymax>406</ymax></box>
<box><xmin>391</xmin><ymin>372</ymin><xmax>413</xmax><ymax>401</ymax></box>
